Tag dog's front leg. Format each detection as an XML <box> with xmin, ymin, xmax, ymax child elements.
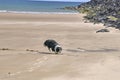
<box><xmin>48</xmin><ymin>48</ymin><xmax>52</xmax><ymax>52</ymax></box>
<box><xmin>48</xmin><ymin>48</ymin><xmax>50</xmax><ymax>51</ymax></box>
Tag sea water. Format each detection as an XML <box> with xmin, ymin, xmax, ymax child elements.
<box><xmin>0</xmin><ymin>0</ymin><xmax>82</xmax><ymax>14</ymax></box>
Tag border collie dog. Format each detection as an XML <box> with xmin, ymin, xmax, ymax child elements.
<box><xmin>44</xmin><ymin>39</ymin><xmax>62</xmax><ymax>54</ymax></box>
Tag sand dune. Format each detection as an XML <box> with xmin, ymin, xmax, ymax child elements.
<box><xmin>0</xmin><ymin>13</ymin><xmax>120</xmax><ymax>80</ymax></box>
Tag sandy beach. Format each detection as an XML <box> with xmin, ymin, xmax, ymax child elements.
<box><xmin>0</xmin><ymin>13</ymin><xmax>120</xmax><ymax>80</ymax></box>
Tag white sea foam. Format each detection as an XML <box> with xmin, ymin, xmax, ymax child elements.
<box><xmin>0</xmin><ymin>10</ymin><xmax>79</xmax><ymax>14</ymax></box>
<box><xmin>0</xmin><ymin>10</ymin><xmax>8</xmax><ymax>13</ymax></box>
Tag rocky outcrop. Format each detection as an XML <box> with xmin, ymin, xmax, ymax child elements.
<box><xmin>60</xmin><ymin>6</ymin><xmax>77</xmax><ymax>10</ymax></box>
<box><xmin>77</xmin><ymin>0</ymin><xmax>120</xmax><ymax>29</ymax></box>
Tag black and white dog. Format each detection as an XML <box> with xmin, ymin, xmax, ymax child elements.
<box><xmin>44</xmin><ymin>39</ymin><xmax>62</xmax><ymax>54</ymax></box>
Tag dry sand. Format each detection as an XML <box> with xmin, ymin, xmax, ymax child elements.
<box><xmin>0</xmin><ymin>13</ymin><xmax>120</xmax><ymax>80</ymax></box>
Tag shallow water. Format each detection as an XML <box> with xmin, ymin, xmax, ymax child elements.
<box><xmin>0</xmin><ymin>0</ymin><xmax>81</xmax><ymax>14</ymax></box>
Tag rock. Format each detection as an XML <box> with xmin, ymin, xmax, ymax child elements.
<box><xmin>77</xmin><ymin>0</ymin><xmax>120</xmax><ymax>29</ymax></box>
<box><xmin>59</xmin><ymin>6</ymin><xmax>77</xmax><ymax>11</ymax></box>
<box><xmin>96</xmin><ymin>29</ymin><xmax>110</xmax><ymax>33</ymax></box>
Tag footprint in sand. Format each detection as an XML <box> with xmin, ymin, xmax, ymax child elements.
<box><xmin>28</xmin><ymin>56</ymin><xmax>48</xmax><ymax>72</ymax></box>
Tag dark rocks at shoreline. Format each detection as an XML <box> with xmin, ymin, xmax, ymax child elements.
<box><xmin>59</xmin><ymin>6</ymin><xmax>78</xmax><ymax>11</ymax></box>
<box><xmin>77</xmin><ymin>0</ymin><xmax>120</xmax><ymax>29</ymax></box>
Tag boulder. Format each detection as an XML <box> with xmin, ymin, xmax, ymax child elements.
<box><xmin>96</xmin><ymin>29</ymin><xmax>110</xmax><ymax>33</ymax></box>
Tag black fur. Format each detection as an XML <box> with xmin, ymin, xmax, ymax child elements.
<box><xmin>44</xmin><ymin>39</ymin><xmax>62</xmax><ymax>54</ymax></box>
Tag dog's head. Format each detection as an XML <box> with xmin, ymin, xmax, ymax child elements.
<box><xmin>54</xmin><ymin>45</ymin><xmax>62</xmax><ymax>54</ymax></box>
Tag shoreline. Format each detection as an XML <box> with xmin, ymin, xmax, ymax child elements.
<box><xmin>0</xmin><ymin>10</ymin><xmax>79</xmax><ymax>15</ymax></box>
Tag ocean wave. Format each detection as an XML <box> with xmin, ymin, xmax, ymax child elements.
<box><xmin>0</xmin><ymin>10</ymin><xmax>79</xmax><ymax>14</ymax></box>
<box><xmin>0</xmin><ymin>10</ymin><xmax>8</xmax><ymax>13</ymax></box>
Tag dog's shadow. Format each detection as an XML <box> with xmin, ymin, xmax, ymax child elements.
<box><xmin>66</xmin><ymin>48</ymin><xmax>119</xmax><ymax>53</ymax></box>
<box><xmin>35</xmin><ymin>51</ymin><xmax>59</xmax><ymax>55</ymax></box>
<box><xmin>26</xmin><ymin>49</ymin><xmax>61</xmax><ymax>55</ymax></box>
<box><xmin>37</xmin><ymin>51</ymin><xmax>63</xmax><ymax>55</ymax></box>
